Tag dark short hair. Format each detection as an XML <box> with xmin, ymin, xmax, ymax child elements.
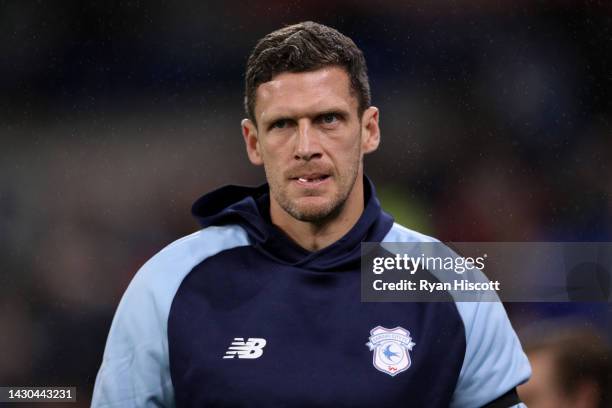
<box><xmin>244</xmin><ymin>21</ymin><xmax>371</xmax><ymax>125</ymax></box>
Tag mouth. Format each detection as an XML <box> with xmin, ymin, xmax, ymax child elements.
<box><xmin>290</xmin><ymin>173</ymin><xmax>330</xmax><ymax>186</ymax></box>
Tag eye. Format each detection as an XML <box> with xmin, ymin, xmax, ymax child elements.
<box><xmin>271</xmin><ymin>119</ymin><xmax>289</xmax><ymax>129</ymax></box>
<box><xmin>320</xmin><ymin>113</ymin><xmax>339</xmax><ymax>124</ymax></box>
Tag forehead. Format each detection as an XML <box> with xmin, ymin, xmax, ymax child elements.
<box><xmin>255</xmin><ymin>66</ymin><xmax>358</xmax><ymax>123</ymax></box>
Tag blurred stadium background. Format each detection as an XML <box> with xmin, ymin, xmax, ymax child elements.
<box><xmin>0</xmin><ymin>1</ymin><xmax>610</xmax><ymax>405</ymax></box>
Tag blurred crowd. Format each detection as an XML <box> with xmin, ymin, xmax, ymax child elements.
<box><xmin>0</xmin><ymin>2</ymin><xmax>610</xmax><ymax>405</ymax></box>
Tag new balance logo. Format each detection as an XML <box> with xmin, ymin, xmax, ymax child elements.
<box><xmin>223</xmin><ymin>337</ymin><xmax>267</xmax><ymax>359</ymax></box>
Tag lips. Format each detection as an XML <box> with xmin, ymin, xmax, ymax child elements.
<box><xmin>289</xmin><ymin>172</ymin><xmax>331</xmax><ymax>186</ymax></box>
<box><xmin>295</xmin><ymin>173</ymin><xmax>329</xmax><ymax>183</ymax></box>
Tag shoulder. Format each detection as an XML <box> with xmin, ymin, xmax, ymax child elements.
<box><xmin>105</xmin><ymin>223</ymin><xmax>251</xmax><ymax>336</ymax></box>
<box><xmin>382</xmin><ymin>222</ymin><xmax>440</xmax><ymax>243</ymax></box>
<box><xmin>381</xmin><ymin>222</ymin><xmax>531</xmax><ymax>407</ymax></box>
<box><xmin>132</xmin><ymin>224</ymin><xmax>250</xmax><ymax>292</ymax></box>
<box><xmin>147</xmin><ymin>224</ymin><xmax>250</xmax><ymax>269</ymax></box>
<box><xmin>107</xmin><ymin>223</ymin><xmax>251</xmax><ymax>349</ymax></box>
<box><xmin>92</xmin><ymin>225</ymin><xmax>251</xmax><ymax>406</ymax></box>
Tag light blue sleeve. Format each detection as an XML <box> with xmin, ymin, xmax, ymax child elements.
<box><xmin>450</xmin><ymin>301</ymin><xmax>531</xmax><ymax>408</ymax></box>
<box><xmin>91</xmin><ymin>226</ymin><xmax>249</xmax><ymax>407</ymax></box>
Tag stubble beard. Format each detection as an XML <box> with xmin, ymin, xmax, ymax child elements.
<box><xmin>268</xmin><ymin>155</ymin><xmax>361</xmax><ymax>224</ymax></box>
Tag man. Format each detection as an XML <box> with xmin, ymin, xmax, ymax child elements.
<box><xmin>518</xmin><ymin>324</ymin><xmax>611</xmax><ymax>408</ymax></box>
<box><xmin>93</xmin><ymin>22</ymin><xmax>531</xmax><ymax>407</ymax></box>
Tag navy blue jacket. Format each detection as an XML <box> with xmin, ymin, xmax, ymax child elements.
<box><xmin>93</xmin><ymin>177</ymin><xmax>530</xmax><ymax>407</ymax></box>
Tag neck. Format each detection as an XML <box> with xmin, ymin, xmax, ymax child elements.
<box><xmin>270</xmin><ymin>176</ymin><xmax>365</xmax><ymax>252</ymax></box>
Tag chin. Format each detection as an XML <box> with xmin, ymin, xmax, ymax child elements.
<box><xmin>289</xmin><ymin>198</ymin><xmax>343</xmax><ymax>223</ymax></box>
<box><xmin>293</xmin><ymin>209</ymin><xmax>331</xmax><ymax>223</ymax></box>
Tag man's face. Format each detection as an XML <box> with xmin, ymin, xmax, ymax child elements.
<box><xmin>519</xmin><ymin>350</ymin><xmax>594</xmax><ymax>408</ymax></box>
<box><xmin>519</xmin><ymin>350</ymin><xmax>566</xmax><ymax>408</ymax></box>
<box><xmin>242</xmin><ymin>66</ymin><xmax>379</xmax><ymax>223</ymax></box>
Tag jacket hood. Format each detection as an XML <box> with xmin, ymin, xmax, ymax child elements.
<box><xmin>191</xmin><ymin>176</ymin><xmax>394</xmax><ymax>271</ymax></box>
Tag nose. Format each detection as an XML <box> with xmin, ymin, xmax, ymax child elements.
<box><xmin>294</xmin><ymin>120</ymin><xmax>322</xmax><ymax>161</ymax></box>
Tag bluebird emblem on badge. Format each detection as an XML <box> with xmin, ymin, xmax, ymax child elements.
<box><xmin>366</xmin><ymin>326</ymin><xmax>415</xmax><ymax>377</ymax></box>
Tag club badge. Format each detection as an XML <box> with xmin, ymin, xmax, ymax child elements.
<box><xmin>366</xmin><ymin>326</ymin><xmax>415</xmax><ymax>377</ymax></box>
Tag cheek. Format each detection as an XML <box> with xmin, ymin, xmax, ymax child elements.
<box><xmin>260</xmin><ymin>136</ymin><xmax>293</xmax><ymax>161</ymax></box>
<box><xmin>341</xmin><ymin>132</ymin><xmax>364</xmax><ymax>158</ymax></box>
<box><xmin>258</xmin><ymin>144</ymin><xmax>278</xmax><ymax>169</ymax></box>
<box><xmin>261</xmin><ymin>152</ymin><xmax>289</xmax><ymax>182</ymax></box>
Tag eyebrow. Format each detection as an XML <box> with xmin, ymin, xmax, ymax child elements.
<box><xmin>261</xmin><ymin>107</ymin><xmax>352</xmax><ymax>128</ymax></box>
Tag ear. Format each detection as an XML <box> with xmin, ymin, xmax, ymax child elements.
<box><xmin>241</xmin><ymin>119</ymin><xmax>263</xmax><ymax>166</ymax></box>
<box><xmin>361</xmin><ymin>106</ymin><xmax>380</xmax><ymax>154</ymax></box>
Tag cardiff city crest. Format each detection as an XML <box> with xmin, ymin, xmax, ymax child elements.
<box><xmin>366</xmin><ymin>326</ymin><xmax>415</xmax><ymax>377</ymax></box>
